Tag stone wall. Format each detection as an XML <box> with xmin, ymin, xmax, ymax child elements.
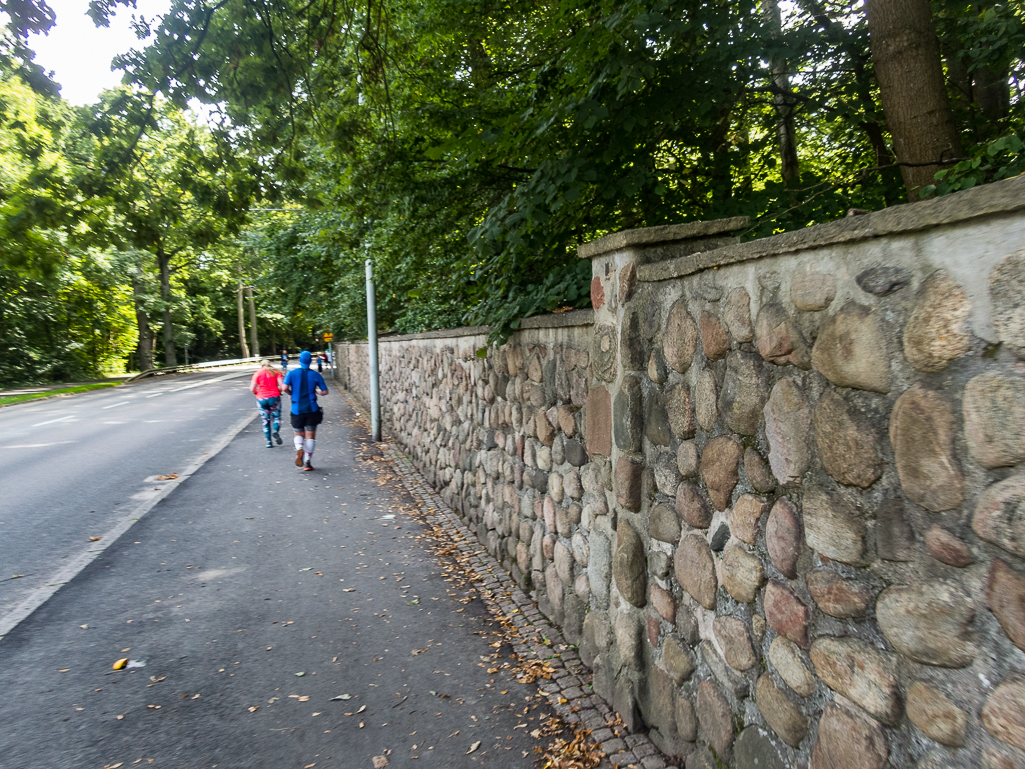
<box><xmin>335</xmin><ymin>175</ymin><xmax>1025</xmax><ymax>769</ymax></box>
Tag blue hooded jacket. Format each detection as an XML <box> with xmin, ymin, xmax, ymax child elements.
<box><xmin>284</xmin><ymin>351</ymin><xmax>328</xmax><ymax>414</ymax></box>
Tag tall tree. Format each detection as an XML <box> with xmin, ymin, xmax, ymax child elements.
<box><xmin>762</xmin><ymin>0</ymin><xmax>799</xmax><ymax>182</ymax></box>
<box><xmin>865</xmin><ymin>0</ymin><xmax>962</xmax><ymax>197</ymax></box>
<box><xmin>80</xmin><ymin>90</ymin><xmax>255</xmax><ymax>366</ymax></box>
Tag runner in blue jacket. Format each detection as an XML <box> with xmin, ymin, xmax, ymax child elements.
<box><xmin>283</xmin><ymin>350</ymin><xmax>329</xmax><ymax>471</ymax></box>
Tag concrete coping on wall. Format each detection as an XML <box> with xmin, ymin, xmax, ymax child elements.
<box><xmin>363</xmin><ymin>309</ymin><xmax>594</xmax><ymax>345</ymax></box>
<box><xmin>517</xmin><ymin>309</ymin><xmax>594</xmax><ymax>329</ymax></box>
<box><xmin>576</xmin><ymin>216</ymin><xmax>751</xmax><ymax>260</ymax></box>
<box><xmin>638</xmin><ymin>173</ymin><xmax>1025</xmax><ymax>283</ymax></box>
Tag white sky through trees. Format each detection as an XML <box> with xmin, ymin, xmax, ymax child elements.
<box><xmin>28</xmin><ymin>0</ymin><xmax>171</xmax><ymax>105</ymax></box>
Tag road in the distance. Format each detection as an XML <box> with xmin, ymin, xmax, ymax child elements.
<box><xmin>0</xmin><ymin>367</ymin><xmax>270</xmax><ymax>618</ymax></box>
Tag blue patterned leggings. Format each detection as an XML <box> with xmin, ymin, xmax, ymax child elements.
<box><xmin>257</xmin><ymin>397</ymin><xmax>281</xmax><ymax>439</ymax></box>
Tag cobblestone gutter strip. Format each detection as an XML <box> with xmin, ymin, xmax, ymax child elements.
<box><xmin>380</xmin><ymin>441</ymin><xmax>679</xmax><ymax>769</ymax></box>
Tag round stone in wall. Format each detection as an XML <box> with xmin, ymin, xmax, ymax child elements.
<box><xmin>811</xmin><ymin>301</ymin><xmax>891</xmax><ymax>393</ymax></box>
<box><xmin>768</xmin><ymin>636</ymin><xmax>816</xmax><ymax>697</ymax></box>
<box><xmin>890</xmin><ymin>386</ymin><xmax>965</xmax><ymax>512</ymax></box>
<box><xmin>675</xmin><ymin>533</ymin><xmax>717</xmax><ymax>610</ymax></box>
<box><xmin>963</xmin><ymin>372</ymin><xmax>1025</xmax><ymax>468</ymax></box>
<box><xmin>755</xmin><ymin>673</ymin><xmax>808</xmax><ymax>747</ymax></box>
<box><xmin>902</xmin><ymin>269</ymin><xmax>971</xmax><ymax>372</ymax></box>
<box><xmin>791</xmin><ymin>271</ymin><xmax>836</xmax><ymax>311</ymax></box>
<box><xmin>990</xmin><ymin>250</ymin><xmax>1025</xmax><ymax>357</ymax></box>
<box><xmin>663</xmin><ymin>299</ymin><xmax>699</xmax><ymax>374</ymax></box>
<box><xmin>813</xmin><ymin>389</ymin><xmax>883</xmax><ymax>488</ymax></box>
<box><xmin>876</xmin><ymin>580</ymin><xmax>976</xmax><ymax>668</ymax></box>
<box><xmin>973</xmin><ymin>475</ymin><xmax>1025</xmax><ymax>559</ymax></box>
<box><xmin>723</xmin><ymin>286</ymin><xmax>754</xmax><ymax>342</ymax></box>
<box><xmin>906</xmin><ymin>681</ymin><xmax>968</xmax><ymax>747</ymax></box>
<box><xmin>982</xmin><ymin>679</ymin><xmax>1025</xmax><ymax>752</ymax></box>
<box><xmin>721</xmin><ymin>546</ymin><xmax>764</xmax><ymax>604</ymax></box>
<box><xmin>612</xmin><ymin>520</ymin><xmax>646</xmax><ymax>607</ymax></box>
<box><xmin>695</xmin><ymin>370</ymin><xmax>718</xmax><ymax>432</ymax></box>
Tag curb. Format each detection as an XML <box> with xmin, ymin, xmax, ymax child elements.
<box><xmin>0</xmin><ymin>410</ymin><xmax>258</xmax><ymax>640</ymax></box>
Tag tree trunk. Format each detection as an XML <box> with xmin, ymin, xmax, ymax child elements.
<box><xmin>762</xmin><ymin>0</ymin><xmax>800</xmax><ymax>183</ymax></box>
<box><xmin>865</xmin><ymin>0</ymin><xmax>962</xmax><ymax>199</ymax></box>
<box><xmin>246</xmin><ymin>285</ymin><xmax>260</xmax><ymax>357</ymax></box>
<box><xmin>131</xmin><ymin>273</ymin><xmax>154</xmax><ymax>372</ymax></box>
<box><xmin>157</xmin><ymin>246</ymin><xmax>177</xmax><ymax>367</ymax></box>
<box><xmin>237</xmin><ymin>281</ymin><xmax>250</xmax><ymax>358</ymax></box>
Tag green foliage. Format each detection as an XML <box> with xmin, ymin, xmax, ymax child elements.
<box><xmin>0</xmin><ymin>250</ymin><xmax>138</xmax><ymax>383</ymax></box>
<box><xmin>0</xmin><ymin>382</ymin><xmax>118</xmax><ymax>407</ymax></box>
<box><xmin>113</xmin><ymin>0</ymin><xmax>925</xmax><ymax>341</ymax></box>
<box><xmin>925</xmin><ymin>132</ymin><xmax>1025</xmax><ymax>196</ymax></box>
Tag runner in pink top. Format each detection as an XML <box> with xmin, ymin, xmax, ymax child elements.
<box><xmin>250</xmin><ymin>360</ymin><xmax>284</xmax><ymax>447</ymax></box>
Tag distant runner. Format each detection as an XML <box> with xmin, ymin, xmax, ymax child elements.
<box><xmin>250</xmin><ymin>360</ymin><xmax>284</xmax><ymax>448</ymax></box>
<box><xmin>283</xmin><ymin>350</ymin><xmax>328</xmax><ymax>471</ymax></box>
<box><xmin>280</xmin><ymin>348</ymin><xmax>289</xmax><ymax>372</ymax></box>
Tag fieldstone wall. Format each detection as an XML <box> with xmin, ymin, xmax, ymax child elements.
<box><xmin>336</xmin><ymin>175</ymin><xmax>1025</xmax><ymax>769</ymax></box>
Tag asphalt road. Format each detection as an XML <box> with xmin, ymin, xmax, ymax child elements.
<box><xmin>0</xmin><ymin>384</ymin><xmax>555</xmax><ymax>769</ymax></box>
<box><xmin>0</xmin><ymin>368</ymin><xmax>261</xmax><ymax>621</ymax></box>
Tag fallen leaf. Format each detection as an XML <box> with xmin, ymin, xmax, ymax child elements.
<box><xmin>146</xmin><ymin>705</ymin><xmax>161</xmax><ymax>710</ymax></box>
<box><xmin>357</xmin><ymin>705</ymin><xmax>366</xmax><ymax>713</ymax></box>
<box><xmin>156</xmin><ymin>474</ymin><xmax>178</xmax><ymax>480</ymax></box>
<box><xmin>331</xmin><ymin>693</ymin><xmax>351</xmax><ymax>701</ymax></box>
<box><xmin>467</xmin><ymin>741</ymin><xmax>481</xmax><ymax>754</ymax></box>
<box><xmin>58</xmin><ymin>668</ymin><xmax>70</xmax><ymax>673</ymax></box>
<box><xmin>149</xmin><ymin>676</ymin><xmax>165</xmax><ymax>683</ymax></box>
<box><xmin>79</xmin><ymin>624</ymin><xmax>88</xmax><ymax>629</ymax></box>
<box><xmin>295</xmin><ymin>672</ymin><xmax>306</xmax><ymax>677</ymax></box>
<box><xmin>303</xmin><ymin>764</ymin><xmax>316</xmax><ymax>769</ymax></box>
<box><xmin>372</xmin><ymin>756</ymin><xmax>389</xmax><ymax>768</ymax></box>
<box><xmin>112</xmin><ymin>658</ymin><xmax>128</xmax><ymax>670</ymax></box>
<box><xmin>115</xmin><ymin>715</ymin><xmax>124</xmax><ymax>720</ymax></box>
<box><xmin>248</xmin><ymin>706</ymin><xmax>259</xmax><ymax>713</ymax></box>
<box><xmin>342</xmin><ymin>588</ymin><xmax>355</xmax><ymax>592</ymax></box>
<box><xmin>89</xmin><ymin>536</ymin><xmax>102</xmax><ymax>542</ymax></box>
<box><xmin>298</xmin><ymin>696</ymin><xmax>310</xmax><ymax>702</ymax></box>
<box><xmin>312</xmin><ymin>712</ymin><xmax>321</xmax><ymax>716</ymax></box>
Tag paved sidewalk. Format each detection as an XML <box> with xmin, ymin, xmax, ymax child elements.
<box><xmin>0</xmin><ymin>390</ymin><xmax>574</xmax><ymax>768</ymax></box>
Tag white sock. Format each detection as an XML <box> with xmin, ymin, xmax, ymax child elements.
<box><xmin>294</xmin><ymin>435</ymin><xmax>303</xmax><ymax>451</ymax></box>
<box><xmin>304</xmin><ymin>439</ymin><xmax>315</xmax><ymax>460</ymax></box>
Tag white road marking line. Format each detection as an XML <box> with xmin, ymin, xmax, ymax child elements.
<box><xmin>101</xmin><ymin>400</ymin><xmax>130</xmax><ymax>410</ymax></box>
<box><xmin>146</xmin><ymin>392</ymin><xmax>165</xmax><ymax>398</ymax></box>
<box><xmin>0</xmin><ymin>441</ymin><xmax>76</xmax><ymax>449</ymax></box>
<box><xmin>31</xmin><ymin>414</ymin><xmax>76</xmax><ymax>427</ymax></box>
<box><xmin>169</xmin><ymin>370</ymin><xmax>252</xmax><ymax>393</ymax></box>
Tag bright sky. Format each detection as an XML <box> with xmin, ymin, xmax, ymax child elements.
<box><xmin>28</xmin><ymin>0</ymin><xmax>171</xmax><ymax>106</ymax></box>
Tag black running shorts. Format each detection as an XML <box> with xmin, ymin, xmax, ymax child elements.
<box><xmin>290</xmin><ymin>409</ymin><xmax>324</xmax><ymax>431</ymax></box>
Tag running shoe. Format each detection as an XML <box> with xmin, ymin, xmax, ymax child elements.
<box><xmin>295</xmin><ymin>448</ymin><xmax>304</xmax><ymax>467</ymax></box>
<box><xmin>274</xmin><ymin>431</ymin><xmax>282</xmax><ymax>445</ymax></box>
<box><xmin>266</xmin><ymin>440</ymin><xmax>273</xmax><ymax>448</ymax></box>
<box><xmin>303</xmin><ymin>461</ymin><xmax>314</xmax><ymax>472</ymax></box>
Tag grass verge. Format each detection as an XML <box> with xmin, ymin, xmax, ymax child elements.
<box><xmin>0</xmin><ymin>382</ymin><xmax>119</xmax><ymax>407</ymax></box>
